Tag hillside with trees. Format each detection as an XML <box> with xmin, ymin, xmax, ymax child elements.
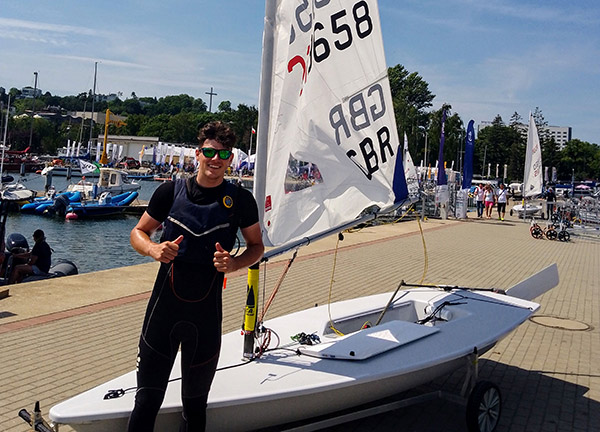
<box><xmin>1</xmin><ymin>65</ymin><xmax>598</xmax><ymax>183</ymax></box>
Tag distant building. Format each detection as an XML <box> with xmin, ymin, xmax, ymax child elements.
<box><xmin>68</xmin><ymin>111</ymin><xmax>127</xmax><ymax>126</ymax></box>
<box><xmin>94</xmin><ymin>93</ymin><xmax>120</xmax><ymax>103</ymax></box>
<box><xmin>477</xmin><ymin>121</ymin><xmax>572</xmax><ymax>149</ymax></box>
<box><xmin>20</xmin><ymin>86</ymin><xmax>42</xmax><ymax>99</ymax></box>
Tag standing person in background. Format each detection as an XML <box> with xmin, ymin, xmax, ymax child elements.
<box><xmin>545</xmin><ymin>187</ymin><xmax>556</xmax><ymax>220</ymax></box>
<box><xmin>128</xmin><ymin>121</ymin><xmax>264</xmax><ymax>432</ymax></box>
<box><xmin>484</xmin><ymin>184</ymin><xmax>495</xmax><ymax>219</ymax></box>
<box><xmin>475</xmin><ymin>182</ymin><xmax>485</xmax><ymax>218</ymax></box>
<box><xmin>496</xmin><ymin>183</ymin><xmax>508</xmax><ymax>221</ymax></box>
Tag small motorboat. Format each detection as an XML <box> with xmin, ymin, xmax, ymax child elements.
<box><xmin>65</xmin><ymin>191</ymin><xmax>139</xmax><ymax>219</ymax></box>
<box><xmin>0</xmin><ymin>233</ymin><xmax>78</xmax><ymax>285</ymax></box>
<box><xmin>66</xmin><ymin>167</ymin><xmax>141</xmax><ymax>199</ymax></box>
<box><xmin>20</xmin><ymin>191</ymin><xmax>82</xmax><ymax>215</ymax></box>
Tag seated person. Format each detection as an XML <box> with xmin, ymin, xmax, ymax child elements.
<box><xmin>8</xmin><ymin>229</ymin><xmax>52</xmax><ymax>284</ymax></box>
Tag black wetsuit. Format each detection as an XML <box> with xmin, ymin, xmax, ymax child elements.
<box><xmin>128</xmin><ymin>178</ymin><xmax>258</xmax><ymax>432</ymax></box>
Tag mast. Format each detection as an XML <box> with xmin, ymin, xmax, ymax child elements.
<box><xmin>27</xmin><ymin>71</ymin><xmax>38</xmax><ymax>151</ymax></box>
<box><xmin>1</xmin><ymin>94</ymin><xmax>10</xmax><ymax>182</ymax></box>
<box><xmin>89</xmin><ymin>62</ymin><xmax>97</xmax><ymax>148</ymax></box>
<box><xmin>77</xmin><ymin>97</ymin><xmax>88</xmax><ymax>146</ymax></box>
<box><xmin>242</xmin><ymin>0</ymin><xmax>277</xmax><ymax>360</ymax></box>
<box><xmin>253</xmin><ymin>0</ymin><xmax>276</xmax><ymax>227</ymax></box>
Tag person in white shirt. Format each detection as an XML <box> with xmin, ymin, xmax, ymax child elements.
<box><xmin>496</xmin><ymin>183</ymin><xmax>508</xmax><ymax>221</ymax></box>
<box><xmin>475</xmin><ymin>183</ymin><xmax>485</xmax><ymax>218</ymax></box>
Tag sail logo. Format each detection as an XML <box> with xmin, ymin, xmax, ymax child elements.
<box><xmin>287</xmin><ymin>1</ymin><xmax>375</xmax><ymax>95</ymax></box>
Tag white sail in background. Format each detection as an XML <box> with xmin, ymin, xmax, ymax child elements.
<box><xmin>403</xmin><ymin>133</ymin><xmax>419</xmax><ymax>197</ymax></box>
<box><xmin>523</xmin><ymin>112</ymin><xmax>543</xmax><ymax>198</ymax></box>
<box><xmin>256</xmin><ymin>0</ymin><xmax>407</xmax><ymax>247</ymax></box>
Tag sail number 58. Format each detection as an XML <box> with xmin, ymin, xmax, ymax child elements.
<box><xmin>313</xmin><ymin>1</ymin><xmax>373</xmax><ymax>62</ymax></box>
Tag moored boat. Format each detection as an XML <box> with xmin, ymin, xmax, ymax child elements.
<box><xmin>66</xmin><ymin>167</ymin><xmax>141</xmax><ymax>199</ymax></box>
<box><xmin>65</xmin><ymin>191</ymin><xmax>139</xmax><ymax>219</ymax></box>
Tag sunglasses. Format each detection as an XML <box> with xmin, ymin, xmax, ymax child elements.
<box><xmin>200</xmin><ymin>147</ymin><xmax>232</xmax><ymax>160</ymax></box>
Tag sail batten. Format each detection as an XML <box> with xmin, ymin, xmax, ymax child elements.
<box><xmin>256</xmin><ymin>0</ymin><xmax>408</xmax><ymax>247</ymax></box>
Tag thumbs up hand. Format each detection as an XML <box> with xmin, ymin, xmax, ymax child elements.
<box><xmin>214</xmin><ymin>242</ymin><xmax>235</xmax><ymax>273</ymax></box>
<box><xmin>149</xmin><ymin>235</ymin><xmax>183</xmax><ymax>263</ymax></box>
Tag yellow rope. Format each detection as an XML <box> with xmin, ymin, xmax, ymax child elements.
<box><xmin>415</xmin><ymin>210</ymin><xmax>428</xmax><ymax>284</ymax></box>
<box><xmin>327</xmin><ymin>235</ymin><xmax>345</xmax><ymax>336</ymax></box>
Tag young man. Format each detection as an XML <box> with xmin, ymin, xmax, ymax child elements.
<box><xmin>8</xmin><ymin>229</ymin><xmax>52</xmax><ymax>284</ymax></box>
<box><xmin>475</xmin><ymin>183</ymin><xmax>485</xmax><ymax>218</ymax></box>
<box><xmin>128</xmin><ymin>121</ymin><xmax>264</xmax><ymax>431</ymax></box>
<box><xmin>496</xmin><ymin>183</ymin><xmax>508</xmax><ymax>221</ymax></box>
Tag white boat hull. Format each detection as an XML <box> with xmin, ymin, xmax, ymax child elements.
<box><xmin>50</xmin><ymin>288</ymin><xmax>540</xmax><ymax>431</ymax></box>
<box><xmin>512</xmin><ymin>204</ymin><xmax>542</xmax><ymax>217</ymax></box>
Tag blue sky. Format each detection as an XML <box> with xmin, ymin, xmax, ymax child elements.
<box><xmin>1</xmin><ymin>0</ymin><xmax>598</xmax><ymax>144</ymax></box>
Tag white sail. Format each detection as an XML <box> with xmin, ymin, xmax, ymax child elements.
<box><xmin>403</xmin><ymin>133</ymin><xmax>419</xmax><ymax>197</ymax></box>
<box><xmin>255</xmin><ymin>0</ymin><xmax>407</xmax><ymax>247</ymax></box>
<box><xmin>523</xmin><ymin>112</ymin><xmax>543</xmax><ymax>198</ymax></box>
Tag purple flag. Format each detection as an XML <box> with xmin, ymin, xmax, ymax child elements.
<box><xmin>461</xmin><ymin>120</ymin><xmax>475</xmax><ymax>189</ymax></box>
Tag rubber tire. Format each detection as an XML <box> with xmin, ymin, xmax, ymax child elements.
<box><xmin>466</xmin><ymin>381</ymin><xmax>502</xmax><ymax>432</ymax></box>
<box><xmin>558</xmin><ymin>230</ymin><xmax>570</xmax><ymax>242</ymax></box>
<box><xmin>531</xmin><ymin>227</ymin><xmax>544</xmax><ymax>239</ymax></box>
<box><xmin>545</xmin><ymin>228</ymin><xmax>558</xmax><ymax>241</ymax></box>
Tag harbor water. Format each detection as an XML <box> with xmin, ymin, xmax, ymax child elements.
<box><xmin>3</xmin><ymin>174</ymin><xmax>161</xmax><ymax>274</ymax></box>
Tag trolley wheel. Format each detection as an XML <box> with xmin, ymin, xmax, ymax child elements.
<box><xmin>545</xmin><ymin>228</ymin><xmax>558</xmax><ymax>241</ymax></box>
<box><xmin>530</xmin><ymin>227</ymin><xmax>544</xmax><ymax>239</ymax></box>
<box><xmin>551</xmin><ymin>213</ymin><xmax>560</xmax><ymax>224</ymax></box>
<box><xmin>558</xmin><ymin>230</ymin><xmax>570</xmax><ymax>242</ymax></box>
<box><xmin>509</xmin><ymin>209</ymin><xmax>513</xmax><ymax>216</ymax></box>
<box><xmin>466</xmin><ymin>380</ymin><xmax>502</xmax><ymax>432</ymax></box>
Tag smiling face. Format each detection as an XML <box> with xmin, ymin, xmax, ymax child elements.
<box><xmin>195</xmin><ymin>138</ymin><xmax>233</xmax><ymax>187</ymax></box>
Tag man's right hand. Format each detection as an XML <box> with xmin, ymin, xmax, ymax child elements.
<box><xmin>149</xmin><ymin>235</ymin><xmax>184</xmax><ymax>263</ymax></box>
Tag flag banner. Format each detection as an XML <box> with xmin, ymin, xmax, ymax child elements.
<box><xmin>403</xmin><ymin>133</ymin><xmax>419</xmax><ymax>197</ymax></box>
<box><xmin>79</xmin><ymin>159</ymin><xmax>99</xmax><ymax>175</ymax></box>
<box><xmin>436</xmin><ymin>109</ymin><xmax>447</xmax><ymax>185</ymax></box>
<box><xmin>179</xmin><ymin>146</ymin><xmax>185</xmax><ymax>168</ymax></box>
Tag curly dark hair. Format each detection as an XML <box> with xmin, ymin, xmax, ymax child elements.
<box><xmin>197</xmin><ymin>121</ymin><xmax>236</xmax><ymax>150</ymax></box>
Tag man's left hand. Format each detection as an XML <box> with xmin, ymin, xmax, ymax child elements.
<box><xmin>213</xmin><ymin>242</ymin><xmax>235</xmax><ymax>273</ymax></box>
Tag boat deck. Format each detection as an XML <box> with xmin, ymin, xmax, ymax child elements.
<box><xmin>1</xmin><ymin>209</ymin><xmax>599</xmax><ymax>431</ymax></box>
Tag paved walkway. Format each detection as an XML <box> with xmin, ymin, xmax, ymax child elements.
<box><xmin>1</xmin><ymin>211</ymin><xmax>599</xmax><ymax>431</ymax></box>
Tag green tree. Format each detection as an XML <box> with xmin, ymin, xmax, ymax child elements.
<box><xmin>475</xmin><ymin>115</ymin><xmax>523</xmax><ymax>181</ymax></box>
<box><xmin>218</xmin><ymin>101</ymin><xmax>232</xmax><ymax>112</ymax></box>
<box><xmin>165</xmin><ymin>112</ymin><xmax>199</xmax><ymax>144</ymax></box>
<box><xmin>387</xmin><ymin>64</ymin><xmax>435</xmax><ymax>163</ymax></box>
<box><xmin>558</xmin><ymin>139</ymin><xmax>600</xmax><ymax>181</ymax></box>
